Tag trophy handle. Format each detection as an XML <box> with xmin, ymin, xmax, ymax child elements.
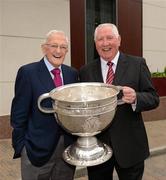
<box><xmin>116</xmin><ymin>86</ymin><xmax>125</xmax><ymax>105</ymax></box>
<box><xmin>38</xmin><ymin>93</ymin><xmax>55</xmax><ymax>113</ymax></box>
<box><xmin>117</xmin><ymin>99</ymin><xmax>125</xmax><ymax>105</ymax></box>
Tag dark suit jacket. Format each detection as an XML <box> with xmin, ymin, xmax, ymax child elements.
<box><xmin>79</xmin><ymin>52</ymin><xmax>159</xmax><ymax>168</ymax></box>
<box><xmin>11</xmin><ymin>58</ymin><xmax>78</xmax><ymax>167</ymax></box>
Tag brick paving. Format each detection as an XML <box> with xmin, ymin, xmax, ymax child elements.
<box><xmin>0</xmin><ymin>139</ymin><xmax>20</xmax><ymax>180</ymax></box>
<box><xmin>0</xmin><ymin>119</ymin><xmax>166</xmax><ymax>180</ymax></box>
<box><xmin>146</xmin><ymin>119</ymin><xmax>166</xmax><ymax>150</ymax></box>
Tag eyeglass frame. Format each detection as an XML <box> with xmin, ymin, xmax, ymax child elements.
<box><xmin>45</xmin><ymin>43</ymin><xmax>68</xmax><ymax>51</ymax></box>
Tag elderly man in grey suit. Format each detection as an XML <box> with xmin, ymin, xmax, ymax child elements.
<box><xmin>79</xmin><ymin>23</ymin><xmax>159</xmax><ymax>180</ymax></box>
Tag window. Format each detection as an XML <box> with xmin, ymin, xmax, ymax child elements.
<box><xmin>86</xmin><ymin>0</ymin><xmax>116</xmax><ymax>62</ymax></box>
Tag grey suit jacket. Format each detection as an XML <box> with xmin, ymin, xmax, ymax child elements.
<box><xmin>79</xmin><ymin>52</ymin><xmax>159</xmax><ymax>168</ymax></box>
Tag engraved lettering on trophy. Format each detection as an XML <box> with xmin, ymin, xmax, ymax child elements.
<box><xmin>82</xmin><ymin>116</ymin><xmax>101</xmax><ymax>132</ymax></box>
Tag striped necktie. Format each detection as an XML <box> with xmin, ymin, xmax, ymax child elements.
<box><xmin>51</xmin><ymin>68</ymin><xmax>62</xmax><ymax>87</ymax></box>
<box><xmin>106</xmin><ymin>62</ymin><xmax>114</xmax><ymax>84</ymax></box>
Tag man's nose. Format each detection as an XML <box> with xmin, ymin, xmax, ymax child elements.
<box><xmin>102</xmin><ymin>39</ymin><xmax>109</xmax><ymax>46</ymax></box>
<box><xmin>55</xmin><ymin>46</ymin><xmax>61</xmax><ymax>53</ymax></box>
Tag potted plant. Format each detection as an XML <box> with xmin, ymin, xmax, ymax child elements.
<box><xmin>151</xmin><ymin>67</ymin><xmax>166</xmax><ymax>96</ymax></box>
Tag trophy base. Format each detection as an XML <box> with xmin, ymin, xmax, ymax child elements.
<box><xmin>63</xmin><ymin>136</ymin><xmax>113</xmax><ymax>167</ymax></box>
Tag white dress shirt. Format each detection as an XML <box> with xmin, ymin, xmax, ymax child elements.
<box><xmin>44</xmin><ymin>56</ymin><xmax>64</xmax><ymax>85</ymax></box>
<box><xmin>100</xmin><ymin>51</ymin><xmax>120</xmax><ymax>83</ymax></box>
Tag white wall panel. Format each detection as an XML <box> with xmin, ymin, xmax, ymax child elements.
<box><xmin>0</xmin><ymin>82</ymin><xmax>14</xmax><ymax>115</ymax></box>
<box><xmin>0</xmin><ymin>0</ymin><xmax>70</xmax><ymax>115</ymax></box>
<box><xmin>143</xmin><ymin>0</ymin><xmax>166</xmax><ymax>72</ymax></box>
<box><xmin>0</xmin><ymin>1</ymin><xmax>2</xmax><ymax>35</ymax></box>
<box><xmin>143</xmin><ymin>3</ymin><xmax>166</xmax><ymax>29</ymax></box>
<box><xmin>143</xmin><ymin>27</ymin><xmax>166</xmax><ymax>51</ymax></box>
<box><xmin>143</xmin><ymin>51</ymin><xmax>166</xmax><ymax>72</ymax></box>
<box><xmin>1</xmin><ymin>0</ymin><xmax>70</xmax><ymax>37</ymax></box>
<box><xmin>0</xmin><ymin>36</ymin><xmax>43</xmax><ymax>82</ymax></box>
<box><xmin>143</xmin><ymin>0</ymin><xmax>166</xmax><ymax>8</ymax></box>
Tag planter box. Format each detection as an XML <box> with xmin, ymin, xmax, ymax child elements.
<box><xmin>152</xmin><ymin>78</ymin><xmax>166</xmax><ymax>96</ymax></box>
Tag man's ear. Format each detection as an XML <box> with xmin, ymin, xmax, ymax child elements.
<box><xmin>118</xmin><ymin>35</ymin><xmax>121</xmax><ymax>46</ymax></box>
<box><xmin>41</xmin><ymin>44</ymin><xmax>46</xmax><ymax>54</ymax></box>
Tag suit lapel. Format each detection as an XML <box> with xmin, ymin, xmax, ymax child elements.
<box><xmin>61</xmin><ymin>65</ymin><xmax>69</xmax><ymax>85</ymax></box>
<box><xmin>93</xmin><ymin>59</ymin><xmax>104</xmax><ymax>82</ymax></box>
<box><xmin>37</xmin><ymin>59</ymin><xmax>55</xmax><ymax>91</ymax></box>
<box><xmin>113</xmin><ymin>53</ymin><xmax>129</xmax><ymax>85</ymax></box>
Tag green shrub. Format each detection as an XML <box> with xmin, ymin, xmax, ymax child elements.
<box><xmin>151</xmin><ymin>67</ymin><xmax>166</xmax><ymax>77</ymax></box>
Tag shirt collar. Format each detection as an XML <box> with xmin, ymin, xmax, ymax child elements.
<box><xmin>100</xmin><ymin>51</ymin><xmax>120</xmax><ymax>68</ymax></box>
<box><xmin>43</xmin><ymin>56</ymin><xmax>62</xmax><ymax>72</ymax></box>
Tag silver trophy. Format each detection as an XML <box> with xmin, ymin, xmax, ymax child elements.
<box><xmin>38</xmin><ymin>82</ymin><xmax>122</xmax><ymax>166</ymax></box>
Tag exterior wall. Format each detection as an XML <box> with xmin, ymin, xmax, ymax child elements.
<box><xmin>143</xmin><ymin>0</ymin><xmax>166</xmax><ymax>72</ymax></box>
<box><xmin>0</xmin><ymin>0</ymin><xmax>70</xmax><ymax>116</ymax></box>
<box><xmin>142</xmin><ymin>0</ymin><xmax>166</xmax><ymax>122</ymax></box>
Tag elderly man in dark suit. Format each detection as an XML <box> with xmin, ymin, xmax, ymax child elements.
<box><xmin>11</xmin><ymin>30</ymin><xmax>78</xmax><ymax>180</ymax></box>
<box><xmin>79</xmin><ymin>23</ymin><xmax>159</xmax><ymax>180</ymax></box>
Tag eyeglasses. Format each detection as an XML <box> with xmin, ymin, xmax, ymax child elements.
<box><xmin>45</xmin><ymin>44</ymin><xmax>68</xmax><ymax>51</ymax></box>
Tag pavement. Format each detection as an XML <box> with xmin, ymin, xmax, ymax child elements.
<box><xmin>0</xmin><ymin>119</ymin><xmax>166</xmax><ymax>180</ymax></box>
<box><xmin>74</xmin><ymin>119</ymin><xmax>166</xmax><ymax>180</ymax></box>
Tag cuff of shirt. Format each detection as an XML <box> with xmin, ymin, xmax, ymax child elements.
<box><xmin>131</xmin><ymin>98</ymin><xmax>137</xmax><ymax>111</ymax></box>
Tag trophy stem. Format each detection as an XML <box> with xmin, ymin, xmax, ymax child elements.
<box><xmin>63</xmin><ymin>136</ymin><xmax>113</xmax><ymax>167</ymax></box>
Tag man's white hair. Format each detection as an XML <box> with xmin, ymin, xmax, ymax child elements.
<box><xmin>44</xmin><ymin>30</ymin><xmax>69</xmax><ymax>44</ymax></box>
<box><xmin>94</xmin><ymin>23</ymin><xmax>120</xmax><ymax>41</ymax></box>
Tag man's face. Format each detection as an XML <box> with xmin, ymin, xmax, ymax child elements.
<box><xmin>95</xmin><ymin>26</ymin><xmax>121</xmax><ymax>61</ymax></box>
<box><xmin>42</xmin><ymin>33</ymin><xmax>68</xmax><ymax>67</ymax></box>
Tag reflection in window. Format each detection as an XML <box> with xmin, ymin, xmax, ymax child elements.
<box><xmin>86</xmin><ymin>0</ymin><xmax>116</xmax><ymax>63</ymax></box>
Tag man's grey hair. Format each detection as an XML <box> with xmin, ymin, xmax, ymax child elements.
<box><xmin>44</xmin><ymin>30</ymin><xmax>69</xmax><ymax>44</ymax></box>
<box><xmin>94</xmin><ymin>23</ymin><xmax>120</xmax><ymax>41</ymax></box>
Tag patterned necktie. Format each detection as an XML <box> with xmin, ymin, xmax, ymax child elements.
<box><xmin>51</xmin><ymin>68</ymin><xmax>62</xmax><ymax>87</ymax></box>
<box><xmin>106</xmin><ymin>62</ymin><xmax>114</xmax><ymax>84</ymax></box>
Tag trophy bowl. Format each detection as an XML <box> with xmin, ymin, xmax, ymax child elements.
<box><xmin>38</xmin><ymin>82</ymin><xmax>121</xmax><ymax>166</ymax></box>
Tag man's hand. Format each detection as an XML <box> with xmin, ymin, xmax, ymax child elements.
<box><xmin>122</xmin><ymin>86</ymin><xmax>136</xmax><ymax>104</ymax></box>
